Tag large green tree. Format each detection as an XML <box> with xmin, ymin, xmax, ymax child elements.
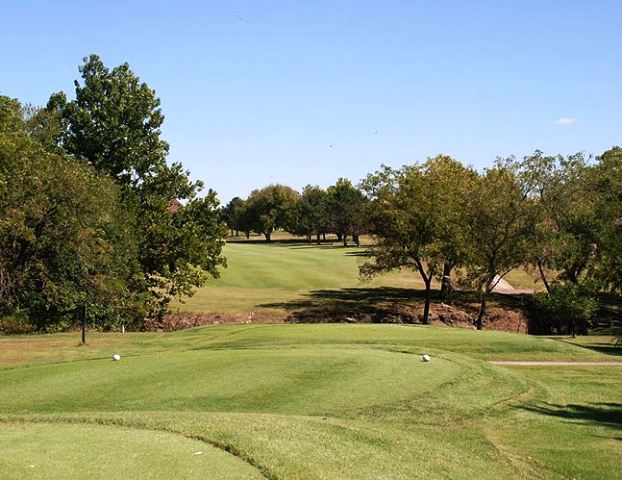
<box><xmin>362</xmin><ymin>164</ymin><xmax>441</xmax><ymax>324</ymax></box>
<box><xmin>327</xmin><ymin>178</ymin><xmax>367</xmax><ymax>247</ymax></box>
<box><xmin>0</xmin><ymin>96</ymin><xmax>143</xmax><ymax>330</ymax></box>
<box><xmin>246</xmin><ymin>184</ymin><xmax>299</xmax><ymax>241</ymax></box>
<box><xmin>49</xmin><ymin>55</ymin><xmax>226</xmax><ymax>317</ymax></box>
<box><xmin>424</xmin><ymin>155</ymin><xmax>477</xmax><ymax>299</ymax></box>
<box><xmin>462</xmin><ymin>160</ymin><xmax>531</xmax><ymax>330</ymax></box>
<box><xmin>520</xmin><ymin>151</ymin><xmax>601</xmax><ymax>291</ymax></box>
<box><xmin>293</xmin><ymin>185</ymin><xmax>330</xmax><ymax>243</ymax></box>
<box><xmin>592</xmin><ymin>146</ymin><xmax>622</xmax><ymax>293</ymax></box>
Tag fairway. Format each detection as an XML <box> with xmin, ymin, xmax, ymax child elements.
<box><xmin>174</xmin><ymin>241</ymin><xmax>413</xmax><ymax>314</ymax></box>
<box><xmin>173</xmin><ymin>240</ymin><xmax>542</xmax><ymax>318</ymax></box>
<box><xmin>0</xmin><ymin>324</ymin><xmax>620</xmax><ymax>479</ymax></box>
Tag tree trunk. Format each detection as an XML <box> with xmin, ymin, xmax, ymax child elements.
<box><xmin>414</xmin><ymin>259</ymin><xmax>433</xmax><ymax>325</ymax></box>
<box><xmin>336</xmin><ymin>233</ymin><xmax>342</xmax><ymax>241</ymax></box>
<box><xmin>353</xmin><ymin>234</ymin><xmax>360</xmax><ymax>246</ymax></box>
<box><xmin>306</xmin><ymin>234</ymin><xmax>312</xmax><ymax>243</ymax></box>
<box><xmin>230</xmin><ymin>228</ymin><xmax>234</xmax><ymax>236</ymax></box>
<box><xmin>476</xmin><ymin>292</ymin><xmax>487</xmax><ymax>330</ymax></box>
<box><xmin>440</xmin><ymin>263</ymin><xmax>453</xmax><ymax>300</ymax></box>
<box><xmin>537</xmin><ymin>260</ymin><xmax>550</xmax><ymax>293</ymax></box>
<box><xmin>245</xmin><ymin>231</ymin><xmax>250</xmax><ymax>239</ymax></box>
<box><xmin>316</xmin><ymin>232</ymin><xmax>321</xmax><ymax>245</ymax></box>
<box><xmin>264</xmin><ymin>232</ymin><xmax>272</xmax><ymax>242</ymax></box>
<box><xmin>343</xmin><ymin>234</ymin><xmax>348</xmax><ymax>247</ymax></box>
<box><xmin>322</xmin><ymin>232</ymin><xmax>326</xmax><ymax>241</ymax></box>
<box><xmin>421</xmin><ymin>280</ymin><xmax>431</xmax><ymax>325</ymax></box>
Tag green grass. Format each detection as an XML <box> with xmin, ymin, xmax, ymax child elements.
<box><xmin>174</xmin><ymin>239</ymin><xmax>545</xmax><ymax>321</ymax></box>
<box><xmin>174</xmin><ymin>241</ymin><xmax>431</xmax><ymax>314</ymax></box>
<box><xmin>0</xmin><ymin>324</ymin><xmax>620</xmax><ymax>479</ymax></box>
<box><xmin>0</xmin><ymin>422</ymin><xmax>262</xmax><ymax>479</ymax></box>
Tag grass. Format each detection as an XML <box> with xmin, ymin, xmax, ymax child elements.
<box><xmin>174</xmin><ymin>239</ymin><xmax>544</xmax><ymax>318</ymax></box>
<box><xmin>1</xmin><ymin>239</ymin><xmax>618</xmax><ymax>478</ymax></box>
<box><xmin>0</xmin><ymin>324</ymin><xmax>620</xmax><ymax>479</ymax></box>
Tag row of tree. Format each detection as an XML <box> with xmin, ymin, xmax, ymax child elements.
<box><xmin>222</xmin><ymin>150</ymin><xmax>622</xmax><ymax>332</ymax></box>
<box><xmin>221</xmin><ymin>179</ymin><xmax>367</xmax><ymax>246</ymax></box>
<box><xmin>0</xmin><ymin>55</ymin><xmax>226</xmax><ymax>332</ymax></box>
<box><xmin>366</xmin><ymin>149</ymin><xmax>622</xmax><ymax>332</ymax></box>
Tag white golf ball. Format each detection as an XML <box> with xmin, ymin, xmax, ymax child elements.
<box><xmin>112</xmin><ymin>354</ymin><xmax>121</xmax><ymax>361</ymax></box>
<box><xmin>422</xmin><ymin>354</ymin><xmax>431</xmax><ymax>362</ymax></box>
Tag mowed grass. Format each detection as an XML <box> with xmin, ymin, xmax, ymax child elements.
<box><xmin>0</xmin><ymin>324</ymin><xmax>620</xmax><ymax>479</ymax></box>
<box><xmin>174</xmin><ymin>241</ymin><xmax>431</xmax><ymax>314</ymax></box>
<box><xmin>174</xmin><ymin>238</ymin><xmax>544</xmax><ymax>317</ymax></box>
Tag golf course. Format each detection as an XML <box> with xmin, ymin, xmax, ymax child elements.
<box><xmin>2</xmin><ymin>9</ymin><xmax>622</xmax><ymax>476</ymax></box>
<box><xmin>1</xmin><ymin>241</ymin><xmax>620</xmax><ymax>480</ymax></box>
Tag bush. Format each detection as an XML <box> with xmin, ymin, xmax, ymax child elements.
<box><xmin>533</xmin><ymin>283</ymin><xmax>598</xmax><ymax>336</ymax></box>
<box><xmin>0</xmin><ymin>311</ymin><xmax>35</xmax><ymax>334</ymax></box>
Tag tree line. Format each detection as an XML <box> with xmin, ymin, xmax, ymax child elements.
<box><xmin>1</xmin><ymin>54</ymin><xmax>620</xmax><ymax>335</ymax></box>
<box><xmin>0</xmin><ymin>55</ymin><xmax>226</xmax><ymax>333</ymax></box>
<box><xmin>223</xmin><ymin>150</ymin><xmax>622</xmax><ymax>334</ymax></box>
<box><xmin>221</xmin><ymin>179</ymin><xmax>366</xmax><ymax>246</ymax></box>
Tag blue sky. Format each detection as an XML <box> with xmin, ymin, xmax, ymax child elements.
<box><xmin>1</xmin><ymin>1</ymin><xmax>620</xmax><ymax>202</ymax></box>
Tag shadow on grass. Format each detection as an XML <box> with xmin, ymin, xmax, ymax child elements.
<box><xmin>227</xmin><ymin>239</ymin><xmax>374</xmax><ymax>250</ymax></box>
<box><xmin>259</xmin><ymin>286</ymin><xmax>526</xmax><ymax>323</ymax></box>
<box><xmin>556</xmin><ymin>340</ymin><xmax>622</xmax><ymax>357</ymax></box>
<box><xmin>260</xmin><ymin>287</ymin><xmax>419</xmax><ymax>322</ymax></box>
<box><xmin>519</xmin><ymin>402</ymin><xmax>622</xmax><ymax>432</ymax></box>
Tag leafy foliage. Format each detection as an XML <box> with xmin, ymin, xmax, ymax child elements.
<box><xmin>0</xmin><ymin>96</ymin><xmax>144</xmax><ymax>330</ymax></box>
<box><xmin>327</xmin><ymin>178</ymin><xmax>367</xmax><ymax>246</ymax></box>
<box><xmin>293</xmin><ymin>185</ymin><xmax>330</xmax><ymax>242</ymax></box>
<box><xmin>533</xmin><ymin>283</ymin><xmax>599</xmax><ymax>336</ymax></box>
<box><xmin>520</xmin><ymin>151</ymin><xmax>601</xmax><ymax>290</ymax></box>
<box><xmin>246</xmin><ymin>184</ymin><xmax>299</xmax><ymax>241</ymax></box>
<box><xmin>459</xmin><ymin>160</ymin><xmax>531</xmax><ymax>329</ymax></box>
<box><xmin>49</xmin><ymin>55</ymin><xmax>226</xmax><ymax>319</ymax></box>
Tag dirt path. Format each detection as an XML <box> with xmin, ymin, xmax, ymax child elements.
<box><xmin>490</xmin><ymin>361</ymin><xmax>622</xmax><ymax>366</ymax></box>
<box><xmin>491</xmin><ymin>275</ymin><xmax>535</xmax><ymax>295</ymax></box>
<box><xmin>491</xmin><ymin>275</ymin><xmax>516</xmax><ymax>292</ymax></box>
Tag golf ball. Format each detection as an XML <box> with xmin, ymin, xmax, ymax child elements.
<box><xmin>422</xmin><ymin>354</ymin><xmax>431</xmax><ymax>362</ymax></box>
<box><xmin>112</xmin><ymin>354</ymin><xmax>121</xmax><ymax>361</ymax></box>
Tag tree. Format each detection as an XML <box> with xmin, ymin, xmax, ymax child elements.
<box><xmin>48</xmin><ymin>55</ymin><xmax>227</xmax><ymax>317</ymax></box>
<box><xmin>327</xmin><ymin>178</ymin><xmax>367</xmax><ymax>246</ymax></box>
<box><xmin>520</xmin><ymin>151</ymin><xmax>601</xmax><ymax>292</ymax></box>
<box><xmin>462</xmin><ymin>160</ymin><xmax>531</xmax><ymax>330</ymax></box>
<box><xmin>362</xmin><ymin>164</ymin><xmax>444</xmax><ymax>325</ymax></box>
<box><xmin>293</xmin><ymin>185</ymin><xmax>329</xmax><ymax>243</ymax></box>
<box><xmin>591</xmin><ymin>147</ymin><xmax>622</xmax><ymax>293</ymax></box>
<box><xmin>0</xmin><ymin>96</ymin><xmax>143</xmax><ymax>330</ymax></box>
<box><xmin>246</xmin><ymin>184</ymin><xmax>299</xmax><ymax>241</ymax></box>
<box><xmin>423</xmin><ymin>155</ymin><xmax>477</xmax><ymax>300</ymax></box>
<box><xmin>48</xmin><ymin>54</ymin><xmax>168</xmax><ymax>184</ymax></box>
<box><xmin>221</xmin><ymin>197</ymin><xmax>245</xmax><ymax>236</ymax></box>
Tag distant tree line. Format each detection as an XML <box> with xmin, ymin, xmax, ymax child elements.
<box><xmin>0</xmin><ymin>55</ymin><xmax>227</xmax><ymax>333</ymax></box>
<box><xmin>221</xmin><ymin>178</ymin><xmax>367</xmax><ymax>246</ymax></box>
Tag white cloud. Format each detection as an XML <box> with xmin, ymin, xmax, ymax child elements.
<box><xmin>554</xmin><ymin>117</ymin><xmax>577</xmax><ymax>125</ymax></box>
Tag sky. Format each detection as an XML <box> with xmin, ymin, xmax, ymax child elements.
<box><xmin>1</xmin><ymin>1</ymin><xmax>620</xmax><ymax>203</ymax></box>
